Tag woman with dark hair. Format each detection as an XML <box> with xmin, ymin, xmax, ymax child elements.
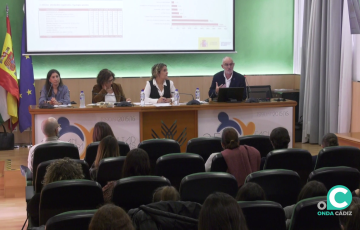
<box><xmin>339</xmin><ymin>197</ymin><xmax>360</xmax><ymax>230</ymax></box>
<box><xmin>236</xmin><ymin>182</ymin><xmax>266</xmax><ymax>201</ymax></box>
<box><xmin>89</xmin><ymin>204</ymin><xmax>135</xmax><ymax>230</ymax></box>
<box><xmin>122</xmin><ymin>148</ymin><xmax>151</xmax><ymax>178</ymax></box>
<box><xmin>144</xmin><ymin>63</ymin><xmax>176</xmax><ymax>104</ymax></box>
<box><xmin>199</xmin><ymin>192</ymin><xmax>248</xmax><ymax>230</ymax></box>
<box><xmin>153</xmin><ymin>186</ymin><xmax>180</xmax><ymax>203</ymax></box>
<box><xmin>269</xmin><ymin>127</ymin><xmax>290</xmax><ymax>149</ymax></box>
<box><xmin>92</xmin><ymin>121</ymin><xmax>115</xmax><ymax>142</ymax></box>
<box><xmin>205</xmin><ymin>128</ymin><xmax>261</xmax><ymax>187</ymax></box>
<box><xmin>92</xmin><ymin>69</ymin><xmax>130</xmax><ymax>103</ymax></box>
<box><xmin>39</xmin><ymin>69</ymin><xmax>70</xmax><ymax>105</ymax></box>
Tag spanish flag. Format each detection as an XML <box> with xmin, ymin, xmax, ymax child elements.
<box><xmin>0</xmin><ymin>8</ymin><xmax>19</xmax><ymax>125</ymax></box>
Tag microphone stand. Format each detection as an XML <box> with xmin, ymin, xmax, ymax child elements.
<box><xmin>171</xmin><ymin>92</ymin><xmax>200</xmax><ymax>105</ymax></box>
<box><xmin>39</xmin><ymin>83</ymin><xmax>55</xmax><ymax>109</ymax></box>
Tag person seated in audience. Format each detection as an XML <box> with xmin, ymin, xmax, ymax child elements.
<box><xmin>144</xmin><ymin>63</ymin><xmax>176</xmax><ymax>104</ymax></box>
<box><xmin>339</xmin><ymin>197</ymin><xmax>360</xmax><ymax>230</ymax></box>
<box><xmin>122</xmin><ymin>148</ymin><xmax>151</xmax><ymax>178</ymax></box>
<box><xmin>236</xmin><ymin>182</ymin><xmax>266</xmax><ymax>201</ymax></box>
<box><xmin>283</xmin><ymin>180</ymin><xmax>327</xmax><ymax>228</ymax></box>
<box><xmin>89</xmin><ymin>204</ymin><xmax>135</xmax><ymax>230</ymax></box>
<box><xmin>205</xmin><ymin>128</ymin><xmax>261</xmax><ymax>187</ymax></box>
<box><xmin>38</xmin><ymin>69</ymin><xmax>70</xmax><ymax>105</ymax></box>
<box><xmin>198</xmin><ymin>192</ymin><xmax>248</xmax><ymax>230</ymax></box>
<box><xmin>312</xmin><ymin>132</ymin><xmax>339</xmax><ymax>168</ymax></box>
<box><xmin>92</xmin><ymin>121</ymin><xmax>115</xmax><ymax>142</ymax></box>
<box><xmin>92</xmin><ymin>69</ymin><xmax>131</xmax><ymax>103</ymax></box>
<box><xmin>27</xmin><ymin>158</ymin><xmax>85</xmax><ymax>227</ymax></box>
<box><xmin>153</xmin><ymin>186</ymin><xmax>180</xmax><ymax>202</ymax></box>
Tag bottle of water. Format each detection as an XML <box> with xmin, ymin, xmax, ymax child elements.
<box><xmin>174</xmin><ymin>89</ymin><xmax>180</xmax><ymax>105</ymax></box>
<box><xmin>140</xmin><ymin>89</ymin><xmax>145</xmax><ymax>107</ymax></box>
<box><xmin>80</xmin><ymin>91</ymin><xmax>85</xmax><ymax>108</ymax></box>
<box><xmin>195</xmin><ymin>88</ymin><xmax>200</xmax><ymax>101</ymax></box>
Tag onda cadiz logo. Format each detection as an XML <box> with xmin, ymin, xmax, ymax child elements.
<box><xmin>317</xmin><ymin>185</ymin><xmax>353</xmax><ymax>216</ymax></box>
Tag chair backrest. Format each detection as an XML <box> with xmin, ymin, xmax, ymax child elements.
<box><xmin>186</xmin><ymin>137</ymin><xmax>223</xmax><ymax>161</ymax></box>
<box><xmin>156</xmin><ymin>153</ymin><xmax>205</xmax><ymax>189</ymax></box>
<box><xmin>247</xmin><ymin>85</ymin><xmax>273</xmax><ymax>98</ymax></box>
<box><xmin>138</xmin><ymin>139</ymin><xmax>181</xmax><ymax>173</ymax></box>
<box><xmin>33</xmin><ymin>142</ymin><xmax>80</xmax><ymax>186</ymax></box>
<box><xmin>315</xmin><ymin>146</ymin><xmax>360</xmax><ymax>171</ymax></box>
<box><xmin>238</xmin><ymin>201</ymin><xmax>286</xmax><ymax>230</ymax></box>
<box><xmin>112</xmin><ymin>176</ymin><xmax>171</xmax><ymax>211</ymax></box>
<box><xmin>210</xmin><ymin>153</ymin><xmax>227</xmax><ymax>172</ymax></box>
<box><xmin>308</xmin><ymin>166</ymin><xmax>360</xmax><ymax>191</ymax></box>
<box><xmin>84</xmin><ymin>141</ymin><xmax>130</xmax><ymax>167</ymax></box>
<box><xmin>39</xmin><ymin>180</ymin><xmax>104</xmax><ymax>225</ymax></box>
<box><xmin>289</xmin><ymin>197</ymin><xmax>342</xmax><ymax>230</ymax></box>
<box><xmin>179</xmin><ymin>172</ymin><xmax>238</xmax><ymax>204</ymax></box>
<box><xmin>46</xmin><ymin>210</ymin><xmax>96</xmax><ymax>230</ymax></box>
<box><xmin>35</xmin><ymin>159</ymin><xmax>90</xmax><ymax>193</ymax></box>
<box><xmin>245</xmin><ymin>169</ymin><xmax>301</xmax><ymax>207</ymax></box>
<box><xmin>238</xmin><ymin>135</ymin><xmax>274</xmax><ymax>158</ymax></box>
<box><xmin>264</xmin><ymin>149</ymin><xmax>312</xmax><ymax>187</ymax></box>
<box><xmin>96</xmin><ymin>156</ymin><xmax>126</xmax><ymax>187</ymax></box>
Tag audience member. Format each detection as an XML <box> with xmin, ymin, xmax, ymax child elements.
<box><xmin>339</xmin><ymin>197</ymin><xmax>360</xmax><ymax>230</ymax></box>
<box><xmin>236</xmin><ymin>182</ymin><xmax>266</xmax><ymax>201</ymax></box>
<box><xmin>205</xmin><ymin>128</ymin><xmax>260</xmax><ymax>187</ymax></box>
<box><xmin>92</xmin><ymin>121</ymin><xmax>115</xmax><ymax>142</ymax></box>
<box><xmin>89</xmin><ymin>204</ymin><xmax>135</xmax><ymax>230</ymax></box>
<box><xmin>153</xmin><ymin>186</ymin><xmax>180</xmax><ymax>202</ymax></box>
<box><xmin>312</xmin><ymin>133</ymin><xmax>339</xmax><ymax>168</ymax></box>
<box><xmin>198</xmin><ymin>192</ymin><xmax>248</xmax><ymax>230</ymax></box>
<box><xmin>122</xmin><ymin>148</ymin><xmax>151</xmax><ymax>178</ymax></box>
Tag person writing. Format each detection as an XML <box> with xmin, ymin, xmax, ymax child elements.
<box><xmin>39</xmin><ymin>69</ymin><xmax>70</xmax><ymax>105</ymax></box>
<box><xmin>208</xmin><ymin>57</ymin><xmax>247</xmax><ymax>100</ymax></box>
<box><xmin>92</xmin><ymin>69</ymin><xmax>131</xmax><ymax>103</ymax></box>
<box><xmin>144</xmin><ymin>63</ymin><xmax>176</xmax><ymax>104</ymax></box>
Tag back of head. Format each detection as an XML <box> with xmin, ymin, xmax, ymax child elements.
<box><xmin>89</xmin><ymin>204</ymin><xmax>134</xmax><ymax>230</ymax></box>
<box><xmin>236</xmin><ymin>182</ymin><xmax>266</xmax><ymax>201</ymax></box>
<box><xmin>297</xmin><ymin>181</ymin><xmax>327</xmax><ymax>202</ymax></box>
<box><xmin>199</xmin><ymin>192</ymin><xmax>248</xmax><ymax>230</ymax></box>
<box><xmin>222</xmin><ymin>128</ymin><xmax>240</xmax><ymax>150</ymax></box>
<box><xmin>92</xmin><ymin>122</ymin><xmax>115</xmax><ymax>142</ymax></box>
<box><xmin>122</xmin><ymin>148</ymin><xmax>150</xmax><ymax>178</ymax></box>
<box><xmin>94</xmin><ymin>135</ymin><xmax>120</xmax><ymax>168</ymax></box>
<box><xmin>321</xmin><ymin>133</ymin><xmax>339</xmax><ymax>148</ymax></box>
<box><xmin>339</xmin><ymin>197</ymin><xmax>360</xmax><ymax>230</ymax></box>
<box><xmin>269</xmin><ymin>127</ymin><xmax>290</xmax><ymax>149</ymax></box>
<box><xmin>152</xmin><ymin>186</ymin><xmax>180</xmax><ymax>202</ymax></box>
<box><xmin>43</xmin><ymin>157</ymin><xmax>84</xmax><ymax>186</ymax></box>
<box><xmin>41</xmin><ymin>117</ymin><xmax>59</xmax><ymax>137</ymax></box>
<box><xmin>150</xmin><ymin>63</ymin><xmax>167</xmax><ymax>80</ymax></box>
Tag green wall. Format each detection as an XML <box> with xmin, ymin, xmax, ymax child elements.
<box><xmin>0</xmin><ymin>0</ymin><xmax>294</xmax><ymax>79</ymax></box>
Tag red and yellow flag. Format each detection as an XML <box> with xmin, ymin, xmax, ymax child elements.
<box><xmin>0</xmin><ymin>11</ymin><xmax>19</xmax><ymax>125</ymax></box>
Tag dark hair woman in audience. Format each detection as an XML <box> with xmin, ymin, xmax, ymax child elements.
<box><xmin>92</xmin><ymin>69</ymin><xmax>131</xmax><ymax>103</ymax></box>
<box><xmin>312</xmin><ymin>133</ymin><xmax>339</xmax><ymax>168</ymax></box>
<box><xmin>89</xmin><ymin>204</ymin><xmax>135</xmax><ymax>230</ymax></box>
<box><xmin>39</xmin><ymin>69</ymin><xmax>70</xmax><ymax>105</ymax></box>
<box><xmin>199</xmin><ymin>192</ymin><xmax>248</xmax><ymax>230</ymax></box>
<box><xmin>339</xmin><ymin>197</ymin><xmax>360</xmax><ymax>230</ymax></box>
<box><xmin>122</xmin><ymin>148</ymin><xmax>151</xmax><ymax>178</ymax></box>
<box><xmin>153</xmin><ymin>186</ymin><xmax>180</xmax><ymax>202</ymax></box>
<box><xmin>283</xmin><ymin>180</ymin><xmax>327</xmax><ymax>228</ymax></box>
<box><xmin>92</xmin><ymin>121</ymin><xmax>115</xmax><ymax>142</ymax></box>
<box><xmin>236</xmin><ymin>182</ymin><xmax>266</xmax><ymax>201</ymax></box>
<box><xmin>205</xmin><ymin>128</ymin><xmax>261</xmax><ymax>187</ymax></box>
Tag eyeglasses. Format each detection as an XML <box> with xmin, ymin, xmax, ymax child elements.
<box><xmin>107</xmin><ymin>78</ymin><xmax>114</xmax><ymax>83</ymax></box>
<box><xmin>223</xmin><ymin>63</ymin><xmax>234</xmax><ymax>67</ymax></box>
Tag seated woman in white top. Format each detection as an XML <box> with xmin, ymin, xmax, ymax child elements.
<box><xmin>144</xmin><ymin>63</ymin><xmax>176</xmax><ymax>104</ymax></box>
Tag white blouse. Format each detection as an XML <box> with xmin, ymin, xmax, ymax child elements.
<box><xmin>104</xmin><ymin>92</ymin><xmax>117</xmax><ymax>102</ymax></box>
<box><xmin>144</xmin><ymin>79</ymin><xmax>176</xmax><ymax>104</ymax></box>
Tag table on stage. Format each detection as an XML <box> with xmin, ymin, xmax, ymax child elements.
<box><xmin>29</xmin><ymin>100</ymin><xmax>297</xmax><ymax>158</ymax></box>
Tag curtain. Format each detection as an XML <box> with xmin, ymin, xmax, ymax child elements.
<box><xmin>293</xmin><ymin>0</ymin><xmax>305</xmax><ymax>74</ymax></box>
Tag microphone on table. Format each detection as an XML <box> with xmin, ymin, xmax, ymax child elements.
<box><xmin>39</xmin><ymin>83</ymin><xmax>55</xmax><ymax>108</ymax></box>
<box><xmin>244</xmin><ymin>75</ymin><xmax>259</xmax><ymax>103</ymax></box>
<box><xmin>204</xmin><ymin>91</ymin><xmax>216</xmax><ymax>103</ymax></box>
<box><xmin>171</xmin><ymin>92</ymin><xmax>200</xmax><ymax>105</ymax></box>
<box><xmin>92</xmin><ymin>92</ymin><xmax>133</xmax><ymax>107</ymax></box>
<box><xmin>244</xmin><ymin>75</ymin><xmax>251</xmax><ymax>99</ymax></box>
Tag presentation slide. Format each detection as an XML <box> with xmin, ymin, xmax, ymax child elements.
<box><xmin>25</xmin><ymin>0</ymin><xmax>234</xmax><ymax>54</ymax></box>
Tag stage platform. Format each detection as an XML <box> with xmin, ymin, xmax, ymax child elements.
<box><xmin>337</xmin><ymin>132</ymin><xmax>360</xmax><ymax>149</ymax></box>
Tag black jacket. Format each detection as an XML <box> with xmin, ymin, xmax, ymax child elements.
<box><xmin>208</xmin><ymin>70</ymin><xmax>247</xmax><ymax>99</ymax></box>
<box><xmin>128</xmin><ymin>201</ymin><xmax>202</xmax><ymax>230</ymax></box>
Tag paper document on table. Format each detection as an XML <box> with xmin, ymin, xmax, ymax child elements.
<box><xmin>133</xmin><ymin>102</ymin><xmax>153</xmax><ymax>105</ymax></box>
<box><xmin>53</xmin><ymin>104</ymin><xmax>72</xmax><ymax>108</ymax></box>
<box><xmin>154</xmin><ymin>103</ymin><xmax>172</xmax><ymax>107</ymax></box>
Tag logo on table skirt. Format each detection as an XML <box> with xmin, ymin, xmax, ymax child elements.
<box><xmin>317</xmin><ymin>185</ymin><xmax>353</xmax><ymax>216</ymax></box>
<box><xmin>217</xmin><ymin>112</ymin><xmax>255</xmax><ymax>135</ymax></box>
<box><xmin>151</xmin><ymin>120</ymin><xmax>187</xmax><ymax>146</ymax></box>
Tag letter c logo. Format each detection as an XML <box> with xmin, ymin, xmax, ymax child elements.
<box><xmin>327</xmin><ymin>185</ymin><xmax>352</xmax><ymax>210</ymax></box>
<box><xmin>329</xmin><ymin>188</ymin><xmax>348</xmax><ymax>208</ymax></box>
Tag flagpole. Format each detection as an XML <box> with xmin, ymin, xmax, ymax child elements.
<box><xmin>6</xmin><ymin>4</ymin><xmax>8</xmax><ymax>16</ymax></box>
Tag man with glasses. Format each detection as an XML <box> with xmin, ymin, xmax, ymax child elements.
<box><xmin>208</xmin><ymin>57</ymin><xmax>247</xmax><ymax>99</ymax></box>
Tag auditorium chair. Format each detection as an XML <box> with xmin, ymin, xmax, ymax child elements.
<box><xmin>138</xmin><ymin>139</ymin><xmax>181</xmax><ymax>174</ymax></box>
<box><xmin>238</xmin><ymin>201</ymin><xmax>286</xmax><ymax>230</ymax></box>
<box><xmin>179</xmin><ymin>172</ymin><xmax>238</xmax><ymax>204</ymax></box>
<box><xmin>111</xmin><ymin>176</ymin><xmax>171</xmax><ymax>211</ymax></box>
<box><xmin>84</xmin><ymin>141</ymin><xmax>130</xmax><ymax>167</ymax></box>
<box><xmin>156</xmin><ymin>153</ymin><xmax>205</xmax><ymax>189</ymax></box>
<box><xmin>308</xmin><ymin>166</ymin><xmax>360</xmax><ymax>191</ymax></box>
<box><xmin>238</xmin><ymin>135</ymin><xmax>274</xmax><ymax>158</ymax></box>
<box><xmin>96</xmin><ymin>156</ymin><xmax>126</xmax><ymax>187</ymax></box>
<box><xmin>245</xmin><ymin>169</ymin><xmax>301</xmax><ymax>207</ymax></box>
<box><xmin>263</xmin><ymin>149</ymin><xmax>312</xmax><ymax>187</ymax></box>
<box><xmin>289</xmin><ymin>197</ymin><xmax>342</xmax><ymax>230</ymax></box>
<box><xmin>315</xmin><ymin>146</ymin><xmax>360</xmax><ymax>171</ymax></box>
<box><xmin>210</xmin><ymin>152</ymin><xmax>227</xmax><ymax>172</ymax></box>
<box><xmin>39</xmin><ymin>180</ymin><xmax>104</xmax><ymax>226</ymax></box>
<box><xmin>186</xmin><ymin>137</ymin><xmax>223</xmax><ymax>161</ymax></box>
<box><xmin>46</xmin><ymin>210</ymin><xmax>96</xmax><ymax>230</ymax></box>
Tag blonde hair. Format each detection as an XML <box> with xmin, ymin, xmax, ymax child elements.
<box><xmin>150</xmin><ymin>63</ymin><xmax>167</xmax><ymax>81</ymax></box>
<box><xmin>153</xmin><ymin>186</ymin><xmax>180</xmax><ymax>202</ymax></box>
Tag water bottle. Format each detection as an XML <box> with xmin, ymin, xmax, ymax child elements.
<box><xmin>195</xmin><ymin>88</ymin><xmax>200</xmax><ymax>101</ymax></box>
<box><xmin>80</xmin><ymin>91</ymin><xmax>85</xmax><ymax>108</ymax></box>
<box><xmin>140</xmin><ymin>89</ymin><xmax>145</xmax><ymax>106</ymax></box>
<box><xmin>174</xmin><ymin>89</ymin><xmax>180</xmax><ymax>105</ymax></box>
